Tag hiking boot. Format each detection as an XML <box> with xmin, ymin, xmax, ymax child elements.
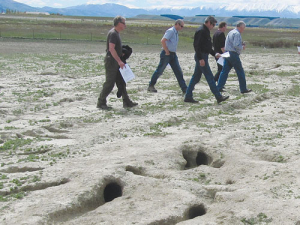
<box><xmin>97</xmin><ymin>104</ymin><xmax>112</xmax><ymax>110</ymax></box>
<box><xmin>147</xmin><ymin>85</ymin><xmax>157</xmax><ymax>93</ymax></box>
<box><xmin>123</xmin><ymin>100</ymin><xmax>138</xmax><ymax>108</ymax></box>
<box><xmin>97</xmin><ymin>101</ymin><xmax>112</xmax><ymax>110</ymax></box>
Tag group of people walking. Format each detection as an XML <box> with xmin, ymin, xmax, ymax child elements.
<box><xmin>97</xmin><ymin>15</ymin><xmax>252</xmax><ymax>110</ymax></box>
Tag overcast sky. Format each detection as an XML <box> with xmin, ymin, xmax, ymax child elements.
<box><xmin>14</xmin><ymin>0</ymin><xmax>299</xmax><ymax>9</ymax></box>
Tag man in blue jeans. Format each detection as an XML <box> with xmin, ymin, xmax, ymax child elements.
<box><xmin>148</xmin><ymin>19</ymin><xmax>187</xmax><ymax>94</ymax></box>
<box><xmin>185</xmin><ymin>16</ymin><xmax>229</xmax><ymax>104</ymax></box>
<box><xmin>217</xmin><ymin>21</ymin><xmax>252</xmax><ymax>94</ymax></box>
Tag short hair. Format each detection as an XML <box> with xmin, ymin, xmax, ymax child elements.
<box><xmin>236</xmin><ymin>21</ymin><xmax>246</xmax><ymax>28</ymax></box>
<box><xmin>175</xmin><ymin>19</ymin><xmax>184</xmax><ymax>26</ymax></box>
<box><xmin>113</xmin><ymin>16</ymin><xmax>125</xmax><ymax>26</ymax></box>
<box><xmin>218</xmin><ymin>21</ymin><xmax>227</xmax><ymax>28</ymax></box>
<box><xmin>205</xmin><ymin>16</ymin><xmax>217</xmax><ymax>24</ymax></box>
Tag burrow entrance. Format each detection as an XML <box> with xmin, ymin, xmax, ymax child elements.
<box><xmin>186</xmin><ymin>204</ymin><xmax>207</xmax><ymax>219</ymax></box>
<box><xmin>182</xmin><ymin>149</ymin><xmax>213</xmax><ymax>169</ymax></box>
<box><xmin>104</xmin><ymin>182</ymin><xmax>122</xmax><ymax>202</ymax></box>
<box><xmin>48</xmin><ymin>179</ymin><xmax>123</xmax><ymax>223</ymax></box>
<box><xmin>148</xmin><ymin>204</ymin><xmax>207</xmax><ymax>224</ymax></box>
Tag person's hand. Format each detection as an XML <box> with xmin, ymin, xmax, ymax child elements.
<box><xmin>200</xmin><ymin>59</ymin><xmax>205</xmax><ymax>67</ymax></box>
<box><xmin>242</xmin><ymin>41</ymin><xmax>246</xmax><ymax>50</ymax></box>
<box><xmin>215</xmin><ymin>53</ymin><xmax>221</xmax><ymax>59</ymax></box>
<box><xmin>119</xmin><ymin>61</ymin><xmax>125</xmax><ymax>69</ymax></box>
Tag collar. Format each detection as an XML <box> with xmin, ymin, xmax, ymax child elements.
<box><xmin>235</xmin><ymin>28</ymin><xmax>241</xmax><ymax>33</ymax></box>
<box><xmin>172</xmin><ymin>26</ymin><xmax>178</xmax><ymax>34</ymax></box>
<box><xmin>203</xmin><ymin>24</ymin><xmax>210</xmax><ymax>32</ymax></box>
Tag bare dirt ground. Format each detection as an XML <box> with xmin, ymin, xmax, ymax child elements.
<box><xmin>1</xmin><ymin>38</ymin><xmax>300</xmax><ymax>225</ymax></box>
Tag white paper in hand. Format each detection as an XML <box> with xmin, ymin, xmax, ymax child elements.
<box><xmin>217</xmin><ymin>57</ymin><xmax>224</xmax><ymax>66</ymax></box>
<box><xmin>119</xmin><ymin>64</ymin><xmax>135</xmax><ymax>83</ymax></box>
<box><xmin>217</xmin><ymin>52</ymin><xmax>230</xmax><ymax>66</ymax></box>
<box><xmin>221</xmin><ymin>52</ymin><xmax>230</xmax><ymax>57</ymax></box>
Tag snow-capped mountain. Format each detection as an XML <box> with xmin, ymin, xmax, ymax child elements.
<box><xmin>219</xmin><ymin>3</ymin><xmax>300</xmax><ymax>15</ymax></box>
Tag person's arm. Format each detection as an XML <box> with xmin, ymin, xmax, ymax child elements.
<box><xmin>221</xmin><ymin>33</ymin><xmax>226</xmax><ymax>53</ymax></box>
<box><xmin>109</xmin><ymin>42</ymin><xmax>125</xmax><ymax>69</ymax></box>
<box><xmin>194</xmin><ymin>30</ymin><xmax>206</xmax><ymax>66</ymax></box>
<box><xmin>233</xmin><ymin>33</ymin><xmax>243</xmax><ymax>54</ymax></box>
<box><xmin>194</xmin><ymin>30</ymin><xmax>203</xmax><ymax>60</ymax></box>
<box><xmin>161</xmin><ymin>38</ymin><xmax>170</xmax><ymax>55</ymax></box>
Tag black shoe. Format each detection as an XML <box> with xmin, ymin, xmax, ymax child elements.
<box><xmin>241</xmin><ymin>89</ymin><xmax>252</xmax><ymax>94</ymax></box>
<box><xmin>97</xmin><ymin>104</ymin><xmax>112</xmax><ymax>110</ymax></box>
<box><xmin>123</xmin><ymin>100</ymin><xmax>138</xmax><ymax>108</ymax></box>
<box><xmin>184</xmin><ymin>98</ymin><xmax>199</xmax><ymax>103</ymax></box>
<box><xmin>217</xmin><ymin>95</ymin><xmax>229</xmax><ymax>104</ymax></box>
<box><xmin>147</xmin><ymin>85</ymin><xmax>157</xmax><ymax>93</ymax></box>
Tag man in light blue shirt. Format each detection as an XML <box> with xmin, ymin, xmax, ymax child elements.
<box><xmin>217</xmin><ymin>21</ymin><xmax>252</xmax><ymax>94</ymax></box>
<box><xmin>148</xmin><ymin>19</ymin><xmax>187</xmax><ymax>93</ymax></box>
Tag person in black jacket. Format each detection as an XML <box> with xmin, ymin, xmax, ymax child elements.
<box><xmin>213</xmin><ymin>21</ymin><xmax>227</xmax><ymax>82</ymax></box>
<box><xmin>184</xmin><ymin>16</ymin><xmax>229</xmax><ymax>104</ymax></box>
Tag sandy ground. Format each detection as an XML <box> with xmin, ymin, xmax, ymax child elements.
<box><xmin>0</xmin><ymin>38</ymin><xmax>300</xmax><ymax>225</ymax></box>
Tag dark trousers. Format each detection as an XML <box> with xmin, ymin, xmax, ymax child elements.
<box><xmin>185</xmin><ymin>53</ymin><xmax>222</xmax><ymax>100</ymax></box>
<box><xmin>217</xmin><ymin>51</ymin><xmax>247</xmax><ymax>92</ymax></box>
<box><xmin>98</xmin><ymin>56</ymin><xmax>129</xmax><ymax>105</ymax></box>
<box><xmin>149</xmin><ymin>50</ymin><xmax>187</xmax><ymax>92</ymax></box>
<box><xmin>214</xmin><ymin>60</ymin><xmax>223</xmax><ymax>82</ymax></box>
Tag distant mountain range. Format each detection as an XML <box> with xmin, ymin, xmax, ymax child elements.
<box><xmin>1</xmin><ymin>0</ymin><xmax>300</xmax><ymax>19</ymax></box>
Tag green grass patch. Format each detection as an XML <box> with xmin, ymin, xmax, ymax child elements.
<box><xmin>286</xmin><ymin>85</ymin><xmax>300</xmax><ymax>96</ymax></box>
<box><xmin>241</xmin><ymin>213</ymin><xmax>273</xmax><ymax>224</ymax></box>
<box><xmin>0</xmin><ymin>138</ymin><xmax>33</xmax><ymax>151</ymax></box>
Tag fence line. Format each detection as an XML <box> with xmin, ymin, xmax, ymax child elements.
<box><xmin>0</xmin><ymin>28</ymin><xmax>109</xmax><ymax>42</ymax></box>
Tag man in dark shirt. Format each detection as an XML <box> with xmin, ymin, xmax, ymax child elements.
<box><xmin>213</xmin><ymin>22</ymin><xmax>227</xmax><ymax>82</ymax></box>
<box><xmin>184</xmin><ymin>16</ymin><xmax>229</xmax><ymax>104</ymax></box>
<box><xmin>97</xmin><ymin>16</ymin><xmax>138</xmax><ymax>110</ymax></box>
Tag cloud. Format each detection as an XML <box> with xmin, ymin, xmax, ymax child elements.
<box><xmin>14</xmin><ymin>0</ymin><xmax>47</xmax><ymax>7</ymax></box>
<box><xmin>53</xmin><ymin>3</ymin><xmax>64</xmax><ymax>7</ymax></box>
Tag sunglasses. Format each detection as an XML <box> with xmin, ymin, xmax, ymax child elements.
<box><xmin>120</xmin><ymin>21</ymin><xmax>126</xmax><ymax>25</ymax></box>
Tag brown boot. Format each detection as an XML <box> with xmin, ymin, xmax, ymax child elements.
<box><xmin>123</xmin><ymin>99</ymin><xmax>138</xmax><ymax>108</ymax></box>
<box><xmin>97</xmin><ymin>103</ymin><xmax>112</xmax><ymax>110</ymax></box>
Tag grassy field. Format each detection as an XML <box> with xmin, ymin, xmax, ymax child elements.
<box><xmin>0</xmin><ymin>14</ymin><xmax>299</xmax><ymax>49</ymax></box>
